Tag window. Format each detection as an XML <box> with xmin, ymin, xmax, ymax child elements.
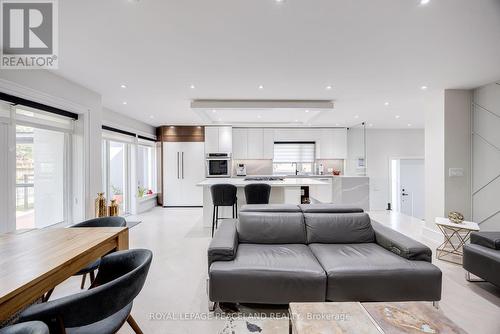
<box><xmin>15</xmin><ymin>107</ymin><xmax>72</xmax><ymax>229</ymax></box>
<box><xmin>102</xmin><ymin>138</ymin><xmax>130</xmax><ymax>214</ymax></box>
<box><xmin>272</xmin><ymin>142</ymin><xmax>315</xmax><ymax>175</ymax></box>
<box><xmin>137</xmin><ymin>143</ymin><xmax>157</xmax><ymax>198</ymax></box>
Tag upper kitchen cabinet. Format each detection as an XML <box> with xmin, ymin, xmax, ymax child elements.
<box><xmin>232</xmin><ymin>128</ymin><xmax>275</xmax><ymax>160</ymax></box>
<box><xmin>262</xmin><ymin>128</ymin><xmax>275</xmax><ymax>159</ymax></box>
<box><xmin>316</xmin><ymin>128</ymin><xmax>347</xmax><ymax>159</ymax></box>
<box><xmin>204</xmin><ymin>126</ymin><xmax>233</xmax><ymax>153</ymax></box>
<box><xmin>247</xmin><ymin>128</ymin><xmax>264</xmax><ymax>159</ymax></box>
<box><xmin>232</xmin><ymin>128</ymin><xmax>248</xmax><ymax>159</ymax></box>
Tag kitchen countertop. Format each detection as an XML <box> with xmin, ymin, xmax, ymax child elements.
<box><xmin>231</xmin><ymin>175</ymin><xmax>369</xmax><ymax>179</ymax></box>
<box><xmin>197</xmin><ymin>177</ymin><xmax>330</xmax><ymax>187</ymax></box>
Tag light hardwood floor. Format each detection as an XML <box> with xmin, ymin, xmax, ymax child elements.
<box><xmin>50</xmin><ymin>208</ymin><xmax>500</xmax><ymax>334</ymax></box>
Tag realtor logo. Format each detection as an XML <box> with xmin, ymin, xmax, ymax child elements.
<box><xmin>1</xmin><ymin>0</ymin><xmax>58</xmax><ymax>69</ymax></box>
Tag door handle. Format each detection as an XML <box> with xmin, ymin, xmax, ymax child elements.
<box><xmin>181</xmin><ymin>152</ymin><xmax>184</xmax><ymax>179</ymax></box>
<box><xmin>177</xmin><ymin>152</ymin><xmax>180</xmax><ymax>179</ymax></box>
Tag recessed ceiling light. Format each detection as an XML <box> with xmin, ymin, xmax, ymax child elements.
<box><xmin>212</xmin><ymin>109</ymin><xmax>217</xmax><ymax>113</ymax></box>
<box><xmin>275</xmin><ymin>0</ymin><xmax>285</xmax><ymax>3</ymax></box>
<box><xmin>258</xmin><ymin>85</ymin><xmax>264</xmax><ymax>90</ymax></box>
<box><xmin>325</xmin><ymin>85</ymin><xmax>332</xmax><ymax>90</ymax></box>
<box><xmin>420</xmin><ymin>0</ymin><xmax>430</xmax><ymax>5</ymax></box>
<box><xmin>305</xmin><ymin>110</ymin><xmax>310</xmax><ymax>113</ymax></box>
<box><xmin>295</xmin><ymin>119</ymin><xmax>299</xmax><ymax>122</ymax></box>
<box><xmin>421</xmin><ymin>85</ymin><xmax>428</xmax><ymax>90</ymax></box>
<box><xmin>395</xmin><ymin>115</ymin><xmax>400</xmax><ymax>119</ymax></box>
<box><xmin>169</xmin><ymin>126</ymin><xmax>175</xmax><ymax>128</ymax></box>
<box><xmin>120</xmin><ymin>84</ymin><xmax>127</xmax><ymax>89</ymax></box>
<box><xmin>408</xmin><ymin>123</ymin><xmax>413</xmax><ymax>127</ymax></box>
<box><xmin>335</xmin><ymin>123</ymin><xmax>340</xmax><ymax>126</ymax></box>
<box><xmin>190</xmin><ymin>84</ymin><xmax>196</xmax><ymax>89</ymax></box>
<box><xmin>122</xmin><ymin>101</ymin><xmax>127</xmax><ymax>105</ymax></box>
<box><xmin>384</xmin><ymin>102</ymin><xmax>390</xmax><ymax>106</ymax></box>
<box><xmin>354</xmin><ymin>115</ymin><xmax>359</xmax><ymax>119</ymax></box>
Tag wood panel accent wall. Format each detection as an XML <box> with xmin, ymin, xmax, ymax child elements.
<box><xmin>157</xmin><ymin>126</ymin><xmax>205</xmax><ymax>142</ymax></box>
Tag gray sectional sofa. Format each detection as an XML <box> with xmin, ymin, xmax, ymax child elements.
<box><xmin>207</xmin><ymin>204</ymin><xmax>442</xmax><ymax>307</ymax></box>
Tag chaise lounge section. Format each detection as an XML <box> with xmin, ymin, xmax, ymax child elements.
<box><xmin>207</xmin><ymin>204</ymin><xmax>442</xmax><ymax>306</ymax></box>
<box><xmin>463</xmin><ymin>232</ymin><xmax>500</xmax><ymax>287</ymax></box>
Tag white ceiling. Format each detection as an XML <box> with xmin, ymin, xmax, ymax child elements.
<box><xmin>56</xmin><ymin>0</ymin><xmax>500</xmax><ymax>128</ymax></box>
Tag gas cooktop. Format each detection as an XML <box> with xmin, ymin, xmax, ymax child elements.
<box><xmin>244</xmin><ymin>176</ymin><xmax>284</xmax><ymax>181</ymax></box>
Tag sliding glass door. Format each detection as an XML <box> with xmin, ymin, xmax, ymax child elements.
<box><xmin>15</xmin><ymin>108</ymin><xmax>72</xmax><ymax>229</ymax></box>
<box><xmin>102</xmin><ymin>138</ymin><xmax>130</xmax><ymax>215</ymax></box>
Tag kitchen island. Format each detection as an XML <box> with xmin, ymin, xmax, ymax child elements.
<box><xmin>197</xmin><ymin>177</ymin><xmax>330</xmax><ymax>227</ymax></box>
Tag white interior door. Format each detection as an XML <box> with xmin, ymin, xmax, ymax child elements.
<box><xmin>163</xmin><ymin>142</ymin><xmax>183</xmax><ymax>206</ymax></box>
<box><xmin>399</xmin><ymin>159</ymin><xmax>425</xmax><ymax>219</ymax></box>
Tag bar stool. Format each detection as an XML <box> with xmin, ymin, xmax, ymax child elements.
<box><xmin>244</xmin><ymin>183</ymin><xmax>271</xmax><ymax>204</ymax></box>
<box><xmin>210</xmin><ymin>184</ymin><xmax>237</xmax><ymax>237</ymax></box>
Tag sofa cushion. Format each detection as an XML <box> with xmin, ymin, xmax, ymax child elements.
<box><xmin>471</xmin><ymin>232</ymin><xmax>500</xmax><ymax>250</ymax></box>
<box><xmin>299</xmin><ymin>204</ymin><xmax>364</xmax><ymax>213</ymax></box>
<box><xmin>463</xmin><ymin>244</ymin><xmax>500</xmax><ymax>288</ymax></box>
<box><xmin>237</xmin><ymin>211</ymin><xmax>306</xmax><ymax>244</ymax></box>
<box><xmin>309</xmin><ymin>243</ymin><xmax>442</xmax><ymax>302</ymax></box>
<box><xmin>209</xmin><ymin>244</ymin><xmax>326</xmax><ymax>304</ymax></box>
<box><xmin>240</xmin><ymin>204</ymin><xmax>301</xmax><ymax>212</ymax></box>
<box><xmin>304</xmin><ymin>212</ymin><xmax>375</xmax><ymax>244</ymax></box>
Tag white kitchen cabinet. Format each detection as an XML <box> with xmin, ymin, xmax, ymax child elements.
<box><xmin>204</xmin><ymin>127</ymin><xmax>219</xmax><ymax>153</ymax></box>
<box><xmin>163</xmin><ymin>142</ymin><xmax>205</xmax><ymax>206</ymax></box>
<box><xmin>263</xmin><ymin>128</ymin><xmax>275</xmax><ymax>159</ymax></box>
<box><xmin>205</xmin><ymin>126</ymin><xmax>233</xmax><ymax>153</ymax></box>
<box><xmin>247</xmin><ymin>128</ymin><xmax>264</xmax><ymax>159</ymax></box>
<box><xmin>232</xmin><ymin>128</ymin><xmax>248</xmax><ymax>159</ymax></box>
<box><xmin>218</xmin><ymin>126</ymin><xmax>233</xmax><ymax>152</ymax></box>
<box><xmin>316</xmin><ymin>128</ymin><xmax>347</xmax><ymax>159</ymax></box>
<box><xmin>309</xmin><ymin>177</ymin><xmax>333</xmax><ymax>203</ymax></box>
<box><xmin>274</xmin><ymin>128</ymin><xmax>317</xmax><ymax>142</ymax></box>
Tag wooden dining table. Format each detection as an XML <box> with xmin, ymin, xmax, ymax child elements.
<box><xmin>0</xmin><ymin>227</ymin><xmax>129</xmax><ymax>322</ymax></box>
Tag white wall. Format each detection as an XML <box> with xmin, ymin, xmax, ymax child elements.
<box><xmin>102</xmin><ymin>108</ymin><xmax>156</xmax><ymax>138</ymax></box>
<box><xmin>472</xmin><ymin>82</ymin><xmax>500</xmax><ymax>231</ymax></box>
<box><xmin>365</xmin><ymin>129</ymin><xmax>425</xmax><ymax>211</ymax></box>
<box><xmin>424</xmin><ymin>92</ymin><xmax>445</xmax><ymax>241</ymax></box>
<box><xmin>444</xmin><ymin>90</ymin><xmax>472</xmax><ymax>219</ymax></box>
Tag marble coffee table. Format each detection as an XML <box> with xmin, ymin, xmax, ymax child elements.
<box><xmin>289</xmin><ymin>302</ymin><xmax>466</xmax><ymax>334</ymax></box>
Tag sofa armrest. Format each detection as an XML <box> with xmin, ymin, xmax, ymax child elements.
<box><xmin>471</xmin><ymin>232</ymin><xmax>500</xmax><ymax>250</ymax></box>
<box><xmin>208</xmin><ymin>219</ymin><xmax>238</xmax><ymax>267</ymax></box>
<box><xmin>372</xmin><ymin>221</ymin><xmax>432</xmax><ymax>262</ymax></box>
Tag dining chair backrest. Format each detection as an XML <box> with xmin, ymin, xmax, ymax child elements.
<box><xmin>70</xmin><ymin>216</ymin><xmax>127</xmax><ymax>228</ymax></box>
<box><xmin>19</xmin><ymin>249</ymin><xmax>152</xmax><ymax>331</ymax></box>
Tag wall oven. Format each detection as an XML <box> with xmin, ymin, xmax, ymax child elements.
<box><xmin>206</xmin><ymin>153</ymin><xmax>231</xmax><ymax>178</ymax></box>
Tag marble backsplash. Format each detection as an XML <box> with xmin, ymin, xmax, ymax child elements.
<box><xmin>232</xmin><ymin>159</ymin><xmax>345</xmax><ymax>176</ymax></box>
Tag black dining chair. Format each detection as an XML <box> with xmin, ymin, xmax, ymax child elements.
<box><xmin>244</xmin><ymin>183</ymin><xmax>272</xmax><ymax>205</ymax></box>
<box><xmin>70</xmin><ymin>216</ymin><xmax>127</xmax><ymax>289</ymax></box>
<box><xmin>18</xmin><ymin>249</ymin><xmax>153</xmax><ymax>334</ymax></box>
<box><xmin>0</xmin><ymin>321</ymin><xmax>49</xmax><ymax>334</ymax></box>
<box><xmin>210</xmin><ymin>184</ymin><xmax>237</xmax><ymax>237</ymax></box>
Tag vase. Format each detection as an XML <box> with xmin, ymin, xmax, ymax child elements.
<box><xmin>108</xmin><ymin>199</ymin><xmax>119</xmax><ymax>217</ymax></box>
<box><xmin>95</xmin><ymin>192</ymin><xmax>107</xmax><ymax>217</ymax></box>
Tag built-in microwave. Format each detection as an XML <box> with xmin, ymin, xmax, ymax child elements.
<box><xmin>206</xmin><ymin>153</ymin><xmax>231</xmax><ymax>178</ymax></box>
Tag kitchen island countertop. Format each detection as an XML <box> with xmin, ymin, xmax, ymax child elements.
<box><xmin>197</xmin><ymin>177</ymin><xmax>330</xmax><ymax>187</ymax></box>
